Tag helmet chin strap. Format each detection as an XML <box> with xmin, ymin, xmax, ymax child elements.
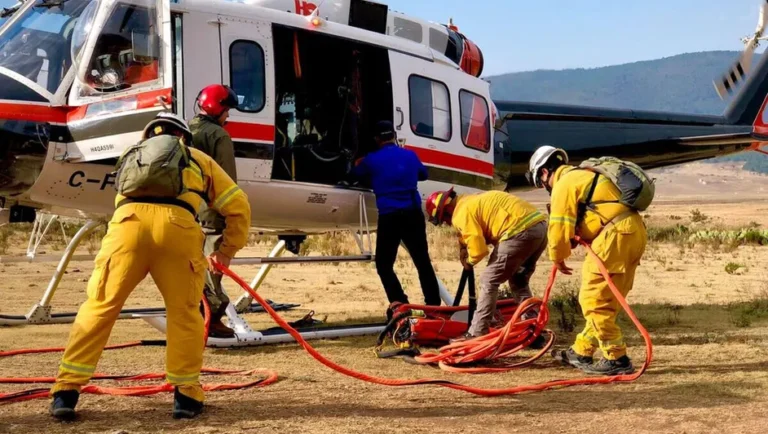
<box><xmin>544</xmin><ymin>183</ymin><xmax>553</xmax><ymax>195</ymax></box>
<box><xmin>541</xmin><ymin>171</ymin><xmax>553</xmax><ymax>195</ymax></box>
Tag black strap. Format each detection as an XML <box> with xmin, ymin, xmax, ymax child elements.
<box><xmin>467</xmin><ymin>271</ymin><xmax>477</xmax><ymax>328</ymax></box>
<box><xmin>453</xmin><ymin>272</ymin><xmax>466</xmax><ymax>307</ymax></box>
<box><xmin>576</xmin><ymin>172</ymin><xmax>601</xmax><ymax>229</ymax></box>
<box><xmin>375</xmin><ymin>348</ymin><xmax>421</xmax><ymax>359</ymax></box>
<box><xmin>453</xmin><ymin>268</ymin><xmax>478</xmax><ymax>330</ymax></box>
<box><xmin>585</xmin><ymin>172</ymin><xmax>600</xmax><ymax>209</ymax></box>
<box><xmin>117</xmin><ymin>197</ymin><xmax>197</xmax><ymax>217</ymax></box>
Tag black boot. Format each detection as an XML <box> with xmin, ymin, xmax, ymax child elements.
<box><xmin>50</xmin><ymin>390</ymin><xmax>79</xmax><ymax>421</ymax></box>
<box><xmin>552</xmin><ymin>348</ymin><xmax>593</xmax><ymax>370</ymax></box>
<box><xmin>583</xmin><ymin>356</ymin><xmax>634</xmax><ymax>376</ymax></box>
<box><xmin>173</xmin><ymin>387</ymin><xmax>204</xmax><ymax>419</ymax></box>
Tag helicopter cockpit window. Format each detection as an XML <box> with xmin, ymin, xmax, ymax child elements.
<box><xmin>0</xmin><ymin>0</ymin><xmax>91</xmax><ymax>95</ymax></box>
<box><xmin>78</xmin><ymin>1</ymin><xmax>159</xmax><ymax>95</ymax></box>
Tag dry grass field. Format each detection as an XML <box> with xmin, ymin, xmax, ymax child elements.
<box><xmin>3</xmin><ymin>162</ymin><xmax>768</xmax><ymax>433</ymax></box>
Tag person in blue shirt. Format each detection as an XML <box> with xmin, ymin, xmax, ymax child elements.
<box><xmin>351</xmin><ymin>120</ymin><xmax>441</xmax><ymax>306</ymax></box>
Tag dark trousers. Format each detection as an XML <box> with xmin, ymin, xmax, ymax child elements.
<box><xmin>375</xmin><ymin>208</ymin><xmax>441</xmax><ymax>306</ymax></box>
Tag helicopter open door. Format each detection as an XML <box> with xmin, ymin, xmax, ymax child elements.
<box><xmin>217</xmin><ymin>15</ymin><xmax>276</xmax><ymax>182</ymax></box>
<box><xmin>62</xmin><ymin>0</ymin><xmax>173</xmax><ymax>163</ymax></box>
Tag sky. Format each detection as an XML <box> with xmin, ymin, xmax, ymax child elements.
<box><xmin>384</xmin><ymin>0</ymin><xmax>766</xmax><ymax>76</ymax></box>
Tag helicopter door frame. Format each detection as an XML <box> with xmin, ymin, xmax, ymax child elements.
<box><xmin>217</xmin><ymin>14</ymin><xmax>276</xmax><ymax>183</ymax></box>
<box><xmin>170</xmin><ymin>11</ymin><xmax>184</xmax><ymax>115</ymax></box>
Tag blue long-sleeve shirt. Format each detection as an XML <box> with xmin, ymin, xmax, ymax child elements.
<box><xmin>351</xmin><ymin>143</ymin><xmax>428</xmax><ymax>216</ymax></box>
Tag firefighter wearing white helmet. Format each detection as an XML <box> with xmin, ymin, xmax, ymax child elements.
<box><xmin>528</xmin><ymin>145</ymin><xmax>647</xmax><ymax>377</ymax></box>
<box><xmin>49</xmin><ymin>112</ymin><xmax>251</xmax><ymax>421</ymax></box>
<box><xmin>526</xmin><ymin>145</ymin><xmax>568</xmax><ymax>190</ymax></box>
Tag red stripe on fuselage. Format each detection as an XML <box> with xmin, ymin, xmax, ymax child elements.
<box><xmin>225</xmin><ymin>121</ymin><xmax>275</xmax><ymax>142</ymax></box>
<box><xmin>0</xmin><ymin>88</ymin><xmax>173</xmax><ymax>124</ymax></box>
<box><xmin>405</xmin><ymin>145</ymin><xmax>494</xmax><ymax>177</ymax></box>
<box><xmin>0</xmin><ymin>102</ymin><xmax>67</xmax><ymax>123</ymax></box>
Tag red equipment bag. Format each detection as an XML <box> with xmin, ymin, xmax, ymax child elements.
<box><xmin>375</xmin><ymin>270</ymin><xmax>521</xmax><ymax>357</ymax></box>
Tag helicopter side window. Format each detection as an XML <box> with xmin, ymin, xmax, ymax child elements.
<box><xmin>429</xmin><ymin>28</ymin><xmax>448</xmax><ymax>53</ymax></box>
<box><xmin>408</xmin><ymin>74</ymin><xmax>451</xmax><ymax>142</ymax></box>
<box><xmin>229</xmin><ymin>40</ymin><xmax>265</xmax><ymax>113</ymax></box>
<box><xmin>84</xmin><ymin>3</ymin><xmax>159</xmax><ymax>93</ymax></box>
<box><xmin>459</xmin><ymin>89</ymin><xmax>491</xmax><ymax>152</ymax></box>
<box><xmin>393</xmin><ymin>16</ymin><xmax>422</xmax><ymax>44</ymax></box>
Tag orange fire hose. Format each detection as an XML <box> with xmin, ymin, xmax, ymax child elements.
<box><xmin>409</xmin><ymin>291</ymin><xmax>556</xmax><ymax>374</ymax></box>
<box><xmin>215</xmin><ymin>237</ymin><xmax>653</xmax><ymax>396</ymax></box>
<box><xmin>1</xmin><ymin>238</ymin><xmax>651</xmax><ymax>403</ymax></box>
<box><xmin>0</xmin><ymin>294</ymin><xmax>277</xmax><ymax>404</ymax></box>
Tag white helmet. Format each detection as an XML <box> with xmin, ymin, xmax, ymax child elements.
<box><xmin>527</xmin><ymin>145</ymin><xmax>568</xmax><ymax>188</ymax></box>
<box><xmin>142</xmin><ymin>112</ymin><xmax>192</xmax><ymax>142</ymax></box>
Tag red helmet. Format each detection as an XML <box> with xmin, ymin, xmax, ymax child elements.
<box><xmin>425</xmin><ymin>187</ymin><xmax>456</xmax><ymax>226</ymax></box>
<box><xmin>196</xmin><ymin>84</ymin><xmax>238</xmax><ymax>117</ymax></box>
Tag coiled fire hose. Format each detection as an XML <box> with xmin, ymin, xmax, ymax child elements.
<box><xmin>213</xmin><ymin>237</ymin><xmax>652</xmax><ymax>395</ymax></box>
<box><xmin>0</xmin><ymin>298</ymin><xmax>278</xmax><ymax>404</ymax></box>
<box><xmin>1</xmin><ymin>238</ymin><xmax>652</xmax><ymax>403</ymax></box>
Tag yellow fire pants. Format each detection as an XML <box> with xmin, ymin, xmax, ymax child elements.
<box><xmin>51</xmin><ymin>204</ymin><xmax>208</xmax><ymax>402</ymax></box>
<box><xmin>572</xmin><ymin>214</ymin><xmax>647</xmax><ymax>361</ymax></box>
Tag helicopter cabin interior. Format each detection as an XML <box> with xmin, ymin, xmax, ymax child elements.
<box><xmin>268</xmin><ymin>25</ymin><xmax>393</xmax><ymax>186</ymax></box>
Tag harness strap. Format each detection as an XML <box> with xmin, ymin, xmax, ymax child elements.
<box><xmin>117</xmin><ymin>197</ymin><xmax>197</xmax><ymax>217</ymax></box>
<box><xmin>576</xmin><ymin>172</ymin><xmax>601</xmax><ymax>230</ymax></box>
<box><xmin>604</xmin><ymin>210</ymin><xmax>635</xmax><ymax>229</ymax></box>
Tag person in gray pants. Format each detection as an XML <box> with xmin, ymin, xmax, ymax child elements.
<box><xmin>425</xmin><ymin>189</ymin><xmax>548</xmax><ymax>342</ymax></box>
<box><xmin>472</xmin><ymin>221</ymin><xmax>547</xmax><ymax>336</ymax></box>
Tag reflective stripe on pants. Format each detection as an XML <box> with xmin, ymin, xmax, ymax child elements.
<box><xmin>51</xmin><ymin>204</ymin><xmax>208</xmax><ymax>402</ymax></box>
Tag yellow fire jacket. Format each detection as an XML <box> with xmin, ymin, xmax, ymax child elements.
<box><xmin>547</xmin><ymin>165</ymin><xmax>634</xmax><ymax>262</ymax></box>
<box><xmin>451</xmin><ymin>191</ymin><xmax>546</xmax><ymax>266</ymax></box>
<box><xmin>115</xmin><ymin>147</ymin><xmax>251</xmax><ymax>259</ymax></box>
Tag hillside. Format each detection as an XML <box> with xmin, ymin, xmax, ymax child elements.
<box><xmin>487</xmin><ymin>51</ymin><xmax>752</xmax><ymax>115</ymax></box>
<box><xmin>487</xmin><ymin>50</ymin><xmax>768</xmax><ymax>171</ymax></box>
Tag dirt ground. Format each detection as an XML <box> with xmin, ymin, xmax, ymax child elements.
<box><xmin>3</xmin><ymin>163</ymin><xmax>768</xmax><ymax>433</ymax></box>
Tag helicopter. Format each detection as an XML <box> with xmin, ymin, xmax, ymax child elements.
<box><xmin>0</xmin><ymin>0</ymin><xmax>766</xmax><ymax>348</ymax></box>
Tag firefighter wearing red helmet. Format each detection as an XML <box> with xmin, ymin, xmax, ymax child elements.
<box><xmin>426</xmin><ymin>188</ymin><xmax>548</xmax><ymax>343</ymax></box>
<box><xmin>189</xmin><ymin>84</ymin><xmax>240</xmax><ymax>338</ymax></box>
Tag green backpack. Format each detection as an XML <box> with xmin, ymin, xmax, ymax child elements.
<box><xmin>577</xmin><ymin>156</ymin><xmax>655</xmax><ymax>222</ymax></box>
<box><xmin>114</xmin><ymin>135</ymin><xmax>202</xmax><ymax>215</ymax></box>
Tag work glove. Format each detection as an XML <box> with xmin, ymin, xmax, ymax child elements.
<box><xmin>459</xmin><ymin>247</ymin><xmax>472</xmax><ymax>271</ymax></box>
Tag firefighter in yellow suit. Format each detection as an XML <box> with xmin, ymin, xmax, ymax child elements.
<box><xmin>527</xmin><ymin>146</ymin><xmax>646</xmax><ymax>376</ymax></box>
<box><xmin>425</xmin><ymin>189</ymin><xmax>547</xmax><ymax>343</ymax></box>
<box><xmin>49</xmin><ymin>113</ymin><xmax>251</xmax><ymax>420</ymax></box>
